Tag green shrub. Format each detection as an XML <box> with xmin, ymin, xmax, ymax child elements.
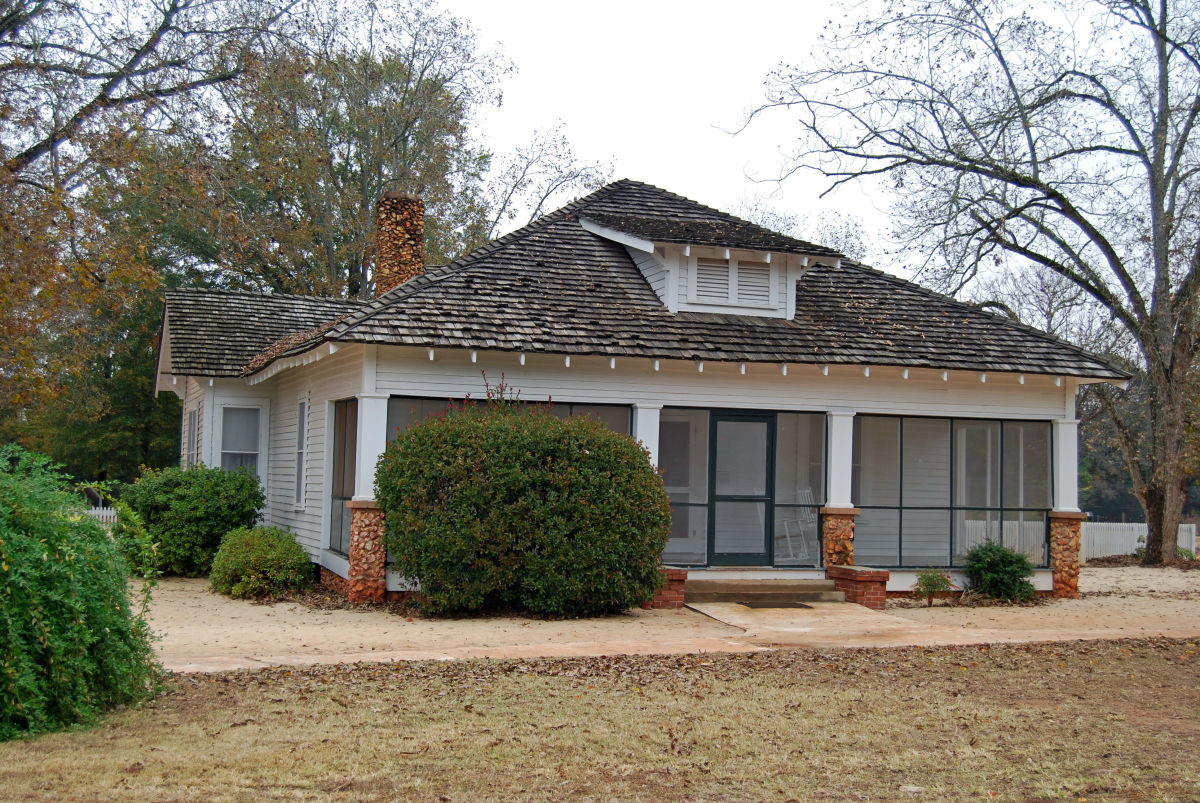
<box><xmin>912</xmin><ymin>568</ymin><xmax>957</xmax><ymax>606</ymax></box>
<box><xmin>210</xmin><ymin>526</ymin><xmax>312</xmax><ymax>599</ymax></box>
<box><xmin>964</xmin><ymin>542</ymin><xmax>1036</xmax><ymax>601</ymax></box>
<box><xmin>0</xmin><ymin>445</ymin><xmax>159</xmax><ymax>740</ymax></box>
<box><xmin>375</xmin><ymin>395</ymin><xmax>671</xmax><ymax>617</ymax></box>
<box><xmin>120</xmin><ymin>465</ymin><xmax>264</xmax><ymax>576</ymax></box>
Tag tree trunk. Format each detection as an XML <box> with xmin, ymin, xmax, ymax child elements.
<box><xmin>1141</xmin><ymin>477</ymin><xmax>1185</xmax><ymax>564</ymax></box>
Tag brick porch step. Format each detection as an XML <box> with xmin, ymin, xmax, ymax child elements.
<box><xmin>684</xmin><ymin>578</ymin><xmax>846</xmax><ymax>605</ymax></box>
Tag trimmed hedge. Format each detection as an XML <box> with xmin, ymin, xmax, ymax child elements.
<box><xmin>120</xmin><ymin>465</ymin><xmax>264</xmax><ymax>576</ymax></box>
<box><xmin>375</xmin><ymin>400</ymin><xmax>671</xmax><ymax>617</ymax></box>
<box><xmin>210</xmin><ymin>526</ymin><xmax>312</xmax><ymax>599</ymax></box>
<box><xmin>0</xmin><ymin>445</ymin><xmax>158</xmax><ymax>740</ymax></box>
<box><xmin>964</xmin><ymin>542</ymin><xmax>1036</xmax><ymax>601</ymax></box>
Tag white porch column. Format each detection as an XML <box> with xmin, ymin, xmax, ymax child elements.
<box><xmin>826</xmin><ymin>410</ymin><xmax>856</xmax><ymax>508</ymax></box>
<box><xmin>353</xmin><ymin>393</ymin><xmax>389</xmax><ymax>501</ymax></box>
<box><xmin>1052</xmin><ymin>418</ymin><xmax>1080</xmax><ymax>512</ymax></box>
<box><xmin>632</xmin><ymin>403</ymin><xmax>663</xmax><ymax>467</ymax></box>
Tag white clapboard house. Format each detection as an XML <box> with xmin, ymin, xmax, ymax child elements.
<box><xmin>156</xmin><ymin>180</ymin><xmax>1127</xmax><ymax>600</ymax></box>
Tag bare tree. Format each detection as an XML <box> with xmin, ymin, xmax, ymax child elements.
<box><xmin>753</xmin><ymin>0</ymin><xmax>1200</xmax><ymax>564</ymax></box>
<box><xmin>484</xmin><ymin>125</ymin><xmax>612</xmax><ymax>241</ymax></box>
<box><xmin>734</xmin><ymin>197</ymin><xmax>872</xmax><ymax>262</ymax></box>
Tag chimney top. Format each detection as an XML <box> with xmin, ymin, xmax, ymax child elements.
<box><xmin>374</xmin><ymin>194</ymin><xmax>425</xmax><ymax>295</ymax></box>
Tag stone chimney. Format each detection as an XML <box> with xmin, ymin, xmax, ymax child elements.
<box><xmin>374</xmin><ymin>192</ymin><xmax>425</xmax><ymax>295</ymax></box>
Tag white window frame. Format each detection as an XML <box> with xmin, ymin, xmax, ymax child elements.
<box><xmin>686</xmin><ymin>253</ymin><xmax>778</xmax><ymax>309</ymax></box>
<box><xmin>186</xmin><ymin>408</ymin><xmax>198</xmax><ymax>467</ymax></box>
<box><xmin>215</xmin><ymin>401</ymin><xmax>270</xmax><ymax>486</ymax></box>
<box><xmin>294</xmin><ymin>394</ymin><xmax>309</xmax><ymax>509</ymax></box>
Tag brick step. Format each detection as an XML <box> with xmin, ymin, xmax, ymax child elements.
<box><xmin>685</xmin><ymin>578</ymin><xmax>837</xmax><ymax>594</ymax></box>
<box><xmin>686</xmin><ymin>589</ymin><xmax>846</xmax><ymax>604</ymax></box>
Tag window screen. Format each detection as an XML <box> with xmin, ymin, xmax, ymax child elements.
<box><xmin>220</xmin><ymin>407</ymin><xmax>259</xmax><ymax>472</ymax></box>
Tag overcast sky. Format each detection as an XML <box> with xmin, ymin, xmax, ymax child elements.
<box><xmin>439</xmin><ymin>0</ymin><xmax>897</xmax><ymax>269</ymax></box>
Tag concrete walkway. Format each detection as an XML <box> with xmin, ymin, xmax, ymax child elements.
<box><xmin>149</xmin><ymin>568</ymin><xmax>1200</xmax><ymax>672</ymax></box>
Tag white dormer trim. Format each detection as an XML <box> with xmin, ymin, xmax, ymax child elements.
<box><xmin>579</xmin><ymin>218</ymin><xmax>654</xmax><ymax>253</ymax></box>
<box><xmin>584</xmin><ymin>219</ymin><xmax>836</xmax><ymax>320</ymax></box>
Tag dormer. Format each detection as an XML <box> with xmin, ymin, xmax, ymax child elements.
<box><xmin>579</xmin><ymin>215</ymin><xmax>841</xmax><ymax>320</ymax></box>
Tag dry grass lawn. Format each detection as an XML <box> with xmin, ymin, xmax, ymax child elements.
<box><xmin>2</xmin><ymin>638</ymin><xmax>1198</xmax><ymax>801</ymax></box>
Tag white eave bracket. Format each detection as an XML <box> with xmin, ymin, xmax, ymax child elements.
<box><xmin>246</xmin><ymin>344</ymin><xmax>329</xmax><ymax>386</ymax></box>
<box><xmin>579</xmin><ymin>218</ymin><xmax>655</xmax><ymax>254</ymax></box>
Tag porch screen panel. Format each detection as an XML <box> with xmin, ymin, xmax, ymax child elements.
<box><xmin>854</xmin><ymin>415</ymin><xmax>1051</xmax><ymax>568</ymax></box>
<box><xmin>853</xmin><ymin>416</ymin><xmax>900</xmax><ymax>505</ymax></box>
<box><xmin>569</xmin><ymin>404</ymin><xmax>632</xmax><ymax>435</ymax></box>
<box><xmin>386</xmin><ymin>397</ymin><xmax>452</xmax><ymax>442</ymax></box>
<box><xmin>954</xmin><ymin>421</ymin><xmax>1001</xmax><ymax>507</ymax></box>
<box><xmin>715</xmin><ymin>420</ymin><xmax>768</xmax><ymax>496</ymax></box>
<box><xmin>715</xmin><ymin>502</ymin><xmax>767</xmax><ymax>554</ymax></box>
<box><xmin>901</xmin><ymin>418</ymin><xmax>950</xmax><ymax>505</ymax></box>
<box><xmin>660</xmin><ymin>409</ymin><xmax>709</xmax><ymax>564</ymax></box>
<box><xmin>954</xmin><ymin>509</ymin><xmax>1001</xmax><ymax>562</ymax></box>
<box><xmin>901</xmin><ymin>509</ymin><xmax>951</xmax><ymax>565</ymax></box>
<box><xmin>852</xmin><ymin>416</ymin><xmax>900</xmax><ymax>562</ymax></box>
<box><xmin>1003</xmin><ymin>422</ymin><xmax>1051</xmax><ymax>508</ymax></box>
<box><xmin>774</xmin><ymin>412</ymin><xmax>825</xmax><ymax>566</ymax></box>
<box><xmin>854</xmin><ymin>508</ymin><xmax>900</xmax><ymax>565</ymax></box>
<box><xmin>1004</xmin><ymin>510</ymin><xmax>1049</xmax><ymax>565</ymax></box>
<box><xmin>329</xmin><ymin>399</ymin><xmax>357</xmax><ymax>556</ymax></box>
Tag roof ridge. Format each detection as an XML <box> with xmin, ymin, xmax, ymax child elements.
<box><xmin>831</xmin><ymin>259</ymin><xmax>1125</xmax><ymax>372</ymax></box>
<box><xmin>165</xmin><ymin>286</ymin><xmax>367</xmax><ymax>304</ymax></box>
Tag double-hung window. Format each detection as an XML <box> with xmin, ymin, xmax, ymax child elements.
<box><xmin>186</xmin><ymin>409</ymin><xmax>199</xmax><ymax>467</ymax></box>
<box><xmin>294</xmin><ymin>400</ymin><xmax>307</xmax><ymax>506</ymax></box>
<box><xmin>220</xmin><ymin>407</ymin><xmax>260</xmax><ymax>473</ymax></box>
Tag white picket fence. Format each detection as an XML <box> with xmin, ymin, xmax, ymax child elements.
<box><xmin>84</xmin><ymin>506</ymin><xmax>119</xmax><ymax>527</ymax></box>
<box><xmin>1081</xmin><ymin>522</ymin><xmax>1197</xmax><ymax>561</ymax></box>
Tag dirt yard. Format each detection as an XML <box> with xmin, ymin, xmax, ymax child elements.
<box><xmin>888</xmin><ymin>567</ymin><xmax>1200</xmax><ymax>637</ymax></box>
<box><xmin>148</xmin><ymin>566</ymin><xmax>1200</xmax><ymax>670</ymax></box>
<box><xmin>2</xmin><ymin>639</ymin><xmax>1197</xmax><ymax>801</ymax></box>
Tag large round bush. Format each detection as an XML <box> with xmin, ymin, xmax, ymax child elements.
<box><xmin>375</xmin><ymin>402</ymin><xmax>671</xmax><ymax>617</ymax></box>
<box><xmin>210</xmin><ymin>526</ymin><xmax>312</xmax><ymax>599</ymax></box>
<box><xmin>121</xmin><ymin>465</ymin><xmax>264</xmax><ymax>576</ymax></box>
<box><xmin>0</xmin><ymin>445</ymin><xmax>158</xmax><ymax>740</ymax></box>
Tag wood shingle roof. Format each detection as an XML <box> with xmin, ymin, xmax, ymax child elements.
<box><xmin>161</xmin><ymin>179</ymin><xmax>1128</xmax><ymax>382</ymax></box>
<box><xmin>162</xmin><ymin>289</ymin><xmax>363</xmax><ymax>377</ymax></box>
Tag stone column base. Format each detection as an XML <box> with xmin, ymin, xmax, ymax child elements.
<box><xmin>826</xmin><ymin>564</ymin><xmax>889</xmax><ymax>610</ymax></box>
<box><xmin>1049</xmin><ymin>511</ymin><xmax>1086</xmax><ymax>599</ymax></box>
<box><xmin>347</xmin><ymin>500</ymin><xmax>387</xmax><ymax>604</ymax></box>
<box><xmin>642</xmin><ymin>567</ymin><xmax>688</xmax><ymax>609</ymax></box>
<box><xmin>820</xmin><ymin>507</ymin><xmax>860</xmax><ymax>566</ymax></box>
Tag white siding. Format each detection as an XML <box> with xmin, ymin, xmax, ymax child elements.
<box><xmin>626</xmin><ymin>246</ymin><xmax>669</xmax><ymax>300</ymax></box>
<box><xmin>258</xmin><ymin>346</ymin><xmax>364</xmax><ymax>558</ymax></box>
<box><xmin>376</xmin><ymin>347</ymin><xmax>1069</xmax><ymax>422</ymax></box>
<box><xmin>181</xmin><ymin>377</ymin><xmax>207</xmax><ymax>466</ymax></box>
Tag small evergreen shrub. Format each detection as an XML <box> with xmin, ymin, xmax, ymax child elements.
<box><xmin>375</xmin><ymin>386</ymin><xmax>671</xmax><ymax>617</ymax></box>
<box><xmin>210</xmin><ymin>526</ymin><xmax>312</xmax><ymax>599</ymax></box>
<box><xmin>912</xmin><ymin>568</ymin><xmax>957</xmax><ymax>606</ymax></box>
<box><xmin>120</xmin><ymin>465</ymin><xmax>264</xmax><ymax>576</ymax></box>
<box><xmin>964</xmin><ymin>542</ymin><xmax>1036</xmax><ymax>601</ymax></box>
<box><xmin>0</xmin><ymin>445</ymin><xmax>159</xmax><ymax>740</ymax></box>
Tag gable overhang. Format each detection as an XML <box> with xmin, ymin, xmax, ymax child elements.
<box><xmin>154</xmin><ymin>314</ymin><xmax>185</xmax><ymax>399</ymax></box>
<box><xmin>244</xmin><ymin>340</ymin><xmax>340</xmax><ymax>386</ymax></box>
